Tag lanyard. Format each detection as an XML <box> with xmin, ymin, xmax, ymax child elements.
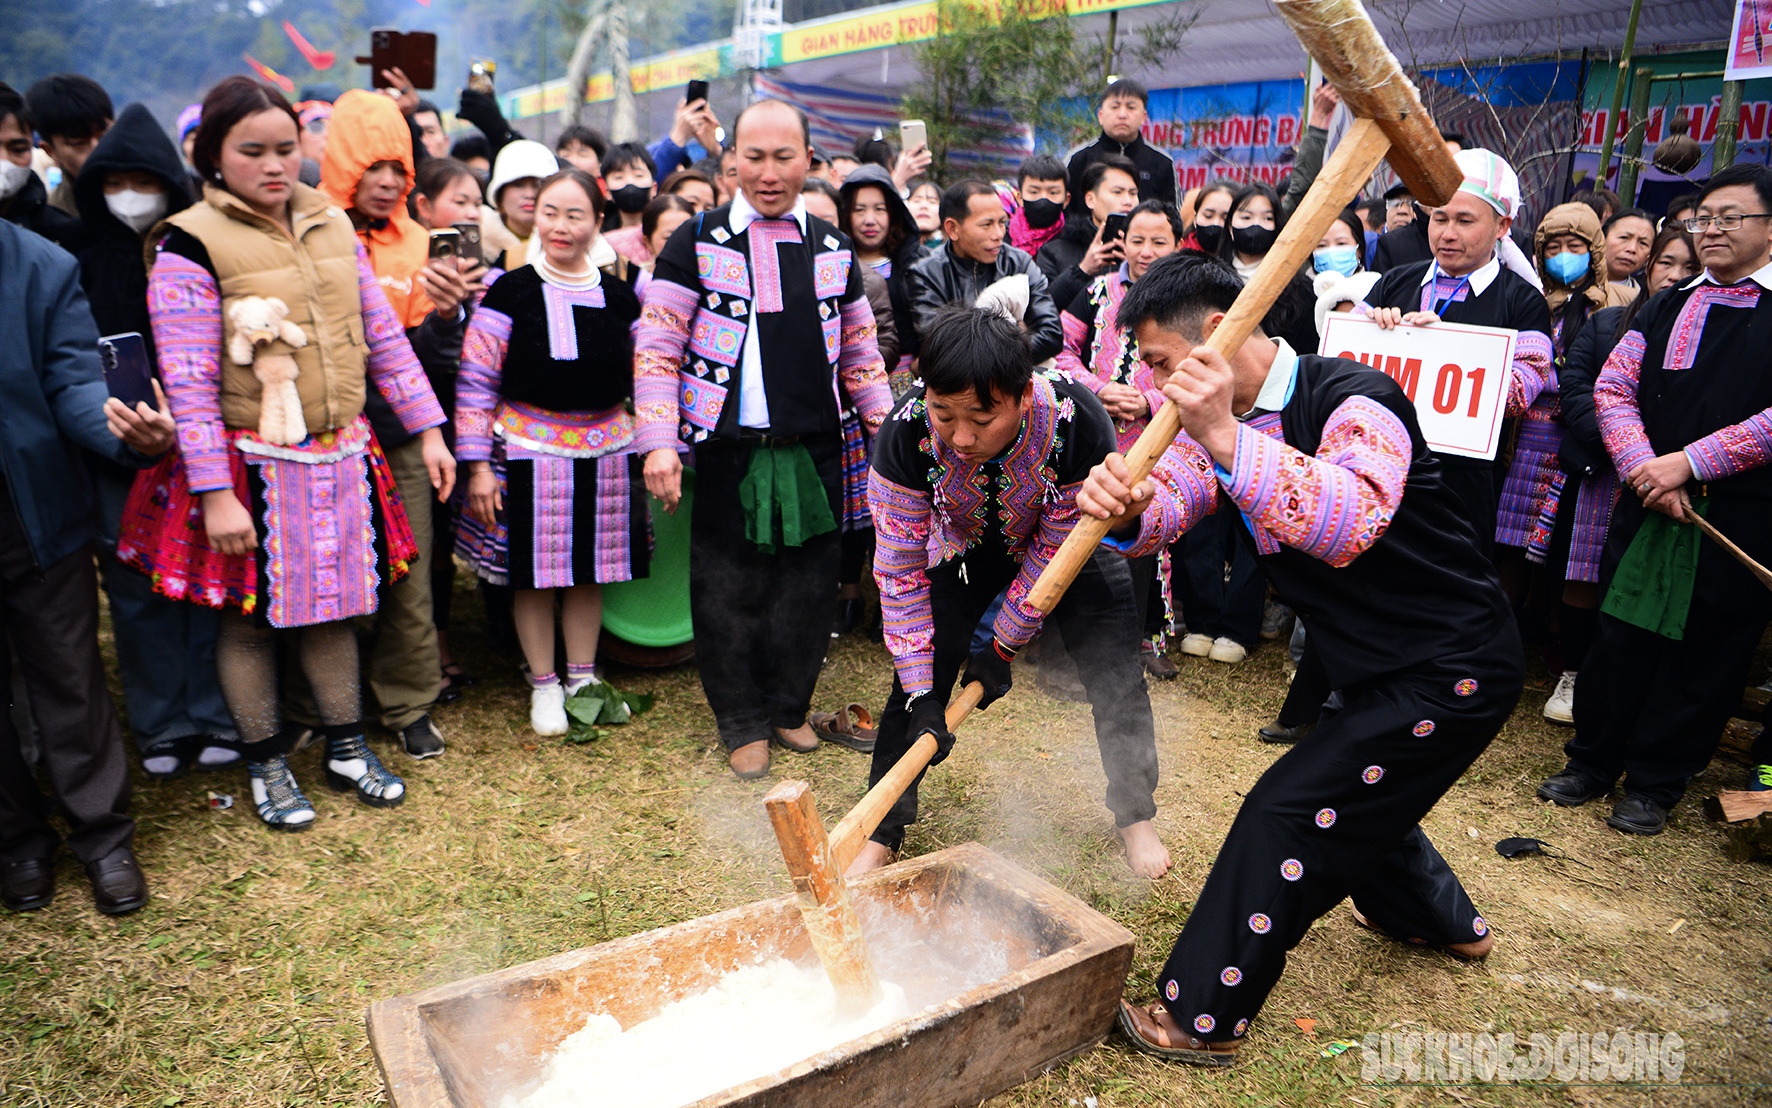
<box><xmin>1427</xmin><ymin>263</ymin><xmax>1471</xmax><ymax>316</ymax></box>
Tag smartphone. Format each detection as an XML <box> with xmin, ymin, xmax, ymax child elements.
<box><xmin>1102</xmin><ymin>212</ymin><xmax>1130</xmax><ymax>243</ymax></box>
<box><xmin>358</xmin><ymin>29</ymin><xmax>437</xmax><ymax>90</ymax></box>
<box><xmin>899</xmin><ymin>119</ymin><xmax>927</xmax><ymax>152</ymax></box>
<box><xmin>452</xmin><ymin>221</ymin><xmax>483</xmax><ymax>265</ymax></box>
<box><xmin>468</xmin><ymin>59</ymin><xmax>496</xmax><ymax>95</ymax></box>
<box><xmin>428</xmin><ymin>228</ymin><xmax>461</xmax><ymax>260</ymax></box>
<box><xmin>686</xmin><ymin>79</ymin><xmax>709</xmax><ymax>107</ymax></box>
<box><xmin>98</xmin><ymin>333</ymin><xmax>157</xmax><ymax>411</ymax></box>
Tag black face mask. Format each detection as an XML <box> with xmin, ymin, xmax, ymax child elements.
<box><xmin>1191</xmin><ymin>223</ymin><xmax>1224</xmax><ymax>253</ymax></box>
<box><xmin>1232</xmin><ymin>224</ymin><xmax>1277</xmax><ymax>256</ymax></box>
<box><xmin>1021</xmin><ymin>198</ymin><xmax>1063</xmax><ymax>229</ymax></box>
<box><xmin>611</xmin><ymin>184</ymin><xmax>651</xmax><ymax>214</ymax></box>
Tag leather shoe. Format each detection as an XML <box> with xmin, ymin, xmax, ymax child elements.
<box><xmin>1536</xmin><ymin>768</ymin><xmax>1611</xmax><ymax>807</ymax></box>
<box><xmin>1606</xmin><ymin>794</ymin><xmax>1669</xmax><ymax>836</ymax></box>
<box><xmin>729</xmin><ymin>740</ymin><xmax>771</xmax><ymax>780</ymax></box>
<box><xmin>2</xmin><ymin>857</ymin><xmax>54</xmax><ymax>912</ymax></box>
<box><xmin>1258</xmin><ymin>719</ymin><xmax>1315</xmax><ymax>744</ymax></box>
<box><xmin>771</xmin><ymin>724</ymin><xmax>820</xmax><ymax>753</ymax></box>
<box><xmin>85</xmin><ymin>848</ymin><xmax>148</xmax><ymax>916</ymax></box>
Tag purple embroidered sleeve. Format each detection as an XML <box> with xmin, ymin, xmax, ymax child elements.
<box><xmin>991</xmin><ymin>478</ymin><xmax>1088</xmax><ymax>650</ymax></box>
<box><xmin>357</xmin><ymin>250</ymin><xmax>445</xmax><ymax>434</ymax></box>
<box><xmin>1594</xmin><ymin>330</ymin><xmax>1655</xmax><ymax>476</ymax></box>
<box><xmin>1505</xmin><ymin>329</ymin><xmax>1556</xmax><ymax>416</ymax></box>
<box><xmin>1055</xmin><ymin>311</ymin><xmax>1100</xmax><ymax>389</ymax></box>
<box><xmin>1684</xmin><ymin>409</ymin><xmax>1772</xmax><ymax>480</ymax></box>
<box><xmin>633</xmin><ymin>278</ymin><xmax>699</xmax><ymax>453</ymax></box>
<box><xmin>868</xmin><ymin>469</ymin><xmax>936</xmax><ymax>694</ymax></box>
<box><xmin>838</xmin><ymin>296</ymin><xmax>892</xmax><ymax>436</ymax></box>
<box><xmin>1112</xmin><ymin>436</ymin><xmax>1220</xmax><ymax>557</ymax></box>
<box><xmin>147</xmin><ymin>252</ymin><xmax>234</xmax><ymax>493</ymax></box>
<box><xmin>454</xmin><ymin>307</ymin><xmax>513</xmax><ymax>462</ymax></box>
<box><xmin>1221</xmin><ymin>396</ymin><xmax>1411</xmax><ymax>567</ymax></box>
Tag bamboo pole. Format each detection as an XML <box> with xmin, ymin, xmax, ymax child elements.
<box><xmin>1594</xmin><ymin>0</ymin><xmax>1645</xmax><ymax>190</ymax></box>
<box><xmin>1617</xmin><ymin>67</ymin><xmax>1654</xmax><ymax>206</ymax></box>
<box><xmin>1714</xmin><ymin>81</ymin><xmax>1745</xmax><ymax>172</ymax></box>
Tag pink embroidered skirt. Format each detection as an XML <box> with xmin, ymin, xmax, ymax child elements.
<box><xmin>118</xmin><ymin>419</ymin><xmax>418</xmax><ymax>628</ymax></box>
<box><xmin>457</xmin><ymin>402</ymin><xmax>651</xmax><ymax>590</ymax></box>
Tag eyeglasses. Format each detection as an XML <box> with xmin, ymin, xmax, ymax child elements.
<box><xmin>1683</xmin><ymin>213</ymin><xmax>1772</xmax><ymax>232</ymax></box>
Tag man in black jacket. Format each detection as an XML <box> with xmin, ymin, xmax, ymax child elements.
<box><xmin>0</xmin><ymin>83</ymin><xmax>82</xmax><ymax>249</ymax></box>
<box><xmin>1036</xmin><ymin>154</ymin><xmax>1140</xmax><ymax>314</ymax></box>
<box><xmin>1065</xmin><ymin>79</ymin><xmax>1176</xmax><ymax>220</ymax></box>
<box><xmin>906</xmin><ymin>180</ymin><xmax>1063</xmax><ymax>361</ymax></box>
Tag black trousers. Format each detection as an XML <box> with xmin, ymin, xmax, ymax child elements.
<box><xmin>0</xmin><ymin>486</ymin><xmax>133</xmax><ymax>865</ymax></box>
<box><xmin>867</xmin><ymin>546</ymin><xmax>1158</xmax><ymax>850</ymax></box>
<box><xmin>1277</xmin><ymin>635</ymin><xmax>1331</xmax><ymax>728</ymax></box>
<box><xmin>1155</xmin><ymin>628</ymin><xmax>1522</xmax><ymax>1042</ymax></box>
<box><xmin>1175</xmin><ymin>508</ymin><xmax>1264</xmax><ymax>645</ymax></box>
<box><xmin>690</xmin><ymin>438</ymin><xmax>841</xmax><ymax>751</ymax></box>
<box><xmin>1566</xmin><ymin>494</ymin><xmax>1772</xmax><ymax>807</ymax></box>
<box><xmin>1439</xmin><ymin>462</ymin><xmax>1498</xmax><ymax>561</ymax></box>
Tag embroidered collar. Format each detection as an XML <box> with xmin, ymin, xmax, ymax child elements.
<box><xmin>1420</xmin><ymin>254</ymin><xmax>1500</xmax><ymax>296</ymax></box>
<box><xmin>730</xmin><ymin>191</ymin><xmax>808</xmax><ymax>236</ymax></box>
<box><xmin>1687</xmin><ymin>259</ymin><xmax>1772</xmax><ymax>290</ymax></box>
<box><xmin>1238</xmin><ymin>339</ymin><xmax>1297</xmax><ymax>421</ymax></box>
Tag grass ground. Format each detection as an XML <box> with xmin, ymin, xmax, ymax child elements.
<box><xmin>2</xmin><ymin>583</ymin><xmax>1770</xmax><ymax>1107</ymax></box>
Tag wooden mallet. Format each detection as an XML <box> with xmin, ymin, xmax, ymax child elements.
<box><xmin>767</xmin><ymin>0</ymin><xmax>1464</xmax><ymax>1013</ymax></box>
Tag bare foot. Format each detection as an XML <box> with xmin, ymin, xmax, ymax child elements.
<box><xmin>1118</xmin><ymin>820</ymin><xmax>1172</xmax><ymax>879</ymax></box>
<box><xmin>772</xmin><ymin>723</ymin><xmax>819</xmax><ymax>753</ymax></box>
<box><xmin>844</xmin><ymin>841</ymin><xmax>895</xmax><ymax>877</ymax></box>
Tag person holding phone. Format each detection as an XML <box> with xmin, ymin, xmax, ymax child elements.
<box><xmin>1035</xmin><ymin>154</ymin><xmax>1139</xmax><ymax>315</ymax></box>
<box><xmin>649</xmin><ymin>85</ymin><xmax>721</xmax><ymax>179</ymax></box>
<box><xmin>70</xmin><ymin>101</ymin><xmax>244</xmax><ymax>779</ymax></box>
<box><xmin>118</xmin><ymin>77</ymin><xmax>451</xmax><ymax>832</ymax></box>
<box><xmin>0</xmin><ymin>209</ymin><xmax>176</xmax><ymax>916</ymax></box>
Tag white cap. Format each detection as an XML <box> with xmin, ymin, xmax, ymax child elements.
<box><xmin>1452</xmin><ymin>148</ymin><xmax>1522</xmax><ymax>220</ymax></box>
<box><xmin>489</xmin><ymin>140</ymin><xmax>560</xmax><ymax>205</ymax></box>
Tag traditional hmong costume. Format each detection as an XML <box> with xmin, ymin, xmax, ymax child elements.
<box><xmin>1360</xmin><ymin>256</ymin><xmax>1554</xmax><ymax>552</ymax></box>
<box><xmin>1561</xmin><ymin>267</ymin><xmax>1772</xmax><ymax>809</ymax></box>
<box><xmin>1528</xmin><ymin>306</ymin><xmax>1628</xmax><ymax>586</ymax></box>
<box><xmin>633</xmin><ymin>195</ymin><xmax>892</xmax><ymax>750</ymax></box>
<box><xmin>1119</xmin><ymin>347</ymin><xmax>1522</xmax><ymax>1043</ymax></box>
<box><xmin>865</xmin><ymin>373</ymin><xmax>1160</xmax><ymax>850</ymax></box>
<box><xmin>1056</xmin><ymin>265</ymin><xmax>1175</xmax><ymax>650</ymax></box>
<box><xmin>119</xmin><ymin>228</ymin><xmax>440</xmax><ymax>630</ymax></box>
<box><xmin>454</xmin><ymin>259</ymin><xmax>650</xmax><ymax>590</ymax></box>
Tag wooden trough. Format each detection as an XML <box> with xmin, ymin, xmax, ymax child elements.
<box><xmin>367</xmin><ymin>843</ymin><xmax>1134</xmax><ymax>1108</ymax></box>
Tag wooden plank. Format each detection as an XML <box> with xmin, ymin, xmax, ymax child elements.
<box><xmin>764</xmin><ymin>780</ymin><xmax>882</xmax><ymax>1014</ymax></box>
<box><xmin>1703</xmin><ymin>790</ymin><xmax>1772</xmax><ymax>824</ymax></box>
<box><xmin>1027</xmin><ymin>116</ymin><xmax>1395</xmax><ymax>614</ymax></box>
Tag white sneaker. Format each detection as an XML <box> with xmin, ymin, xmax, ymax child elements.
<box><xmin>1179</xmin><ymin>633</ymin><xmax>1215</xmax><ymax>657</ymax></box>
<box><xmin>530</xmin><ymin>683</ymin><xmax>569</xmax><ymax>736</ymax></box>
<box><xmin>1208</xmin><ymin>637</ymin><xmax>1248</xmax><ymax>664</ymax></box>
<box><xmin>1543</xmin><ymin>671</ymin><xmax>1576</xmax><ymax>725</ymax></box>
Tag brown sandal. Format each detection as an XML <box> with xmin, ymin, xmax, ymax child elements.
<box><xmin>1116</xmin><ymin>1000</ymin><xmax>1241</xmax><ymax>1067</ymax></box>
<box><xmin>1349</xmin><ymin>904</ymin><xmax>1494</xmax><ymax>961</ymax></box>
<box><xmin>808</xmin><ymin>702</ymin><xmax>878</xmax><ymax>753</ymax></box>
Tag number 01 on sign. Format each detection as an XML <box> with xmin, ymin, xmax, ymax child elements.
<box><xmin>1318</xmin><ymin>314</ymin><xmax>1517</xmax><ymax>461</ymax></box>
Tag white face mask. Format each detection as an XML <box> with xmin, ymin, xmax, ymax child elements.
<box><xmin>105</xmin><ymin>188</ymin><xmax>170</xmax><ymax>234</ymax></box>
<box><xmin>0</xmin><ymin>160</ymin><xmax>31</xmax><ymax>201</ymax></box>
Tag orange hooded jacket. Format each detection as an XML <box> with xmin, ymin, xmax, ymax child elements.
<box><xmin>319</xmin><ymin>89</ymin><xmax>434</xmax><ymax>329</ymax></box>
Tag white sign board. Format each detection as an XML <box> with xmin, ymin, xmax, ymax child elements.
<box><xmin>1318</xmin><ymin>314</ymin><xmax>1517</xmax><ymax>461</ymax></box>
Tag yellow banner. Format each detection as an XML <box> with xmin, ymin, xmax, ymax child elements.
<box><xmin>780</xmin><ymin>0</ymin><xmax>1170</xmax><ymax>65</ymax></box>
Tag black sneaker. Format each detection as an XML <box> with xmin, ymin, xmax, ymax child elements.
<box><xmin>1258</xmin><ymin>720</ymin><xmax>1316</xmax><ymax>745</ymax></box>
<box><xmin>1606</xmin><ymin>794</ymin><xmax>1669</xmax><ymax>835</ymax></box>
<box><xmin>400</xmin><ymin>714</ymin><xmax>445</xmax><ymax>760</ymax></box>
<box><xmin>1536</xmin><ymin>768</ymin><xmax>1611</xmax><ymax>807</ymax></box>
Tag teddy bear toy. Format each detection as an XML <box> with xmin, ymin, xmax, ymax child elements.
<box><xmin>226</xmin><ymin>295</ymin><xmax>310</xmax><ymax>446</ymax></box>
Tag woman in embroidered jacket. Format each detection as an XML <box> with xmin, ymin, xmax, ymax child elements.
<box><xmin>1055</xmin><ymin>199</ymin><xmax>1184</xmax><ymax>667</ymax></box>
<box><xmin>118</xmin><ymin>78</ymin><xmax>452</xmax><ymax>831</ymax></box>
<box><xmin>457</xmin><ymin>168</ymin><xmax>651</xmax><ymax>738</ymax></box>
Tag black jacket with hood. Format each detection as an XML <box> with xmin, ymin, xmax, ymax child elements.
<box><xmin>73</xmin><ymin>102</ymin><xmax>196</xmax><ymax>359</ymax></box>
<box><xmin>838</xmin><ymin>163</ymin><xmax>928</xmax><ymax>361</ymax></box>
